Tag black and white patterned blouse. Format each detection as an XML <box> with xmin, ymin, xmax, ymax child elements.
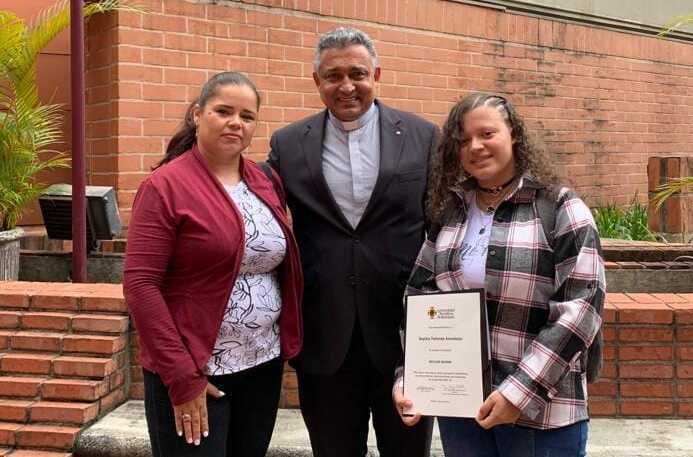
<box><xmin>205</xmin><ymin>180</ymin><xmax>286</xmax><ymax>375</ymax></box>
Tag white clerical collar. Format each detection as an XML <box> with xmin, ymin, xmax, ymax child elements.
<box><xmin>328</xmin><ymin>102</ymin><xmax>378</xmax><ymax>132</ymax></box>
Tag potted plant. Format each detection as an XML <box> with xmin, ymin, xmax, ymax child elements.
<box><xmin>0</xmin><ymin>0</ymin><xmax>133</xmax><ymax>280</ymax></box>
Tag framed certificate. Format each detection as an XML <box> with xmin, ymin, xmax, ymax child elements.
<box><xmin>403</xmin><ymin>289</ymin><xmax>492</xmax><ymax>418</ymax></box>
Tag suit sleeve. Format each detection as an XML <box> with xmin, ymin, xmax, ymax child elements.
<box><xmin>268</xmin><ymin>132</ymin><xmax>280</xmax><ymax>173</ymax></box>
<box><xmin>123</xmin><ymin>179</ymin><xmax>208</xmax><ymax>406</ymax></box>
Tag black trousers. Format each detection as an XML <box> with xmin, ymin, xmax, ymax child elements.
<box><xmin>297</xmin><ymin>325</ymin><xmax>433</xmax><ymax>457</ymax></box>
<box><xmin>143</xmin><ymin>357</ymin><xmax>283</xmax><ymax>457</ymax></box>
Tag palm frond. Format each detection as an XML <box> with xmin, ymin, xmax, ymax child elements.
<box><xmin>651</xmin><ymin>177</ymin><xmax>693</xmax><ymax>209</ymax></box>
<box><xmin>0</xmin><ymin>0</ymin><xmax>135</xmax><ymax>231</ymax></box>
<box><xmin>658</xmin><ymin>14</ymin><xmax>693</xmax><ymax>37</ymax></box>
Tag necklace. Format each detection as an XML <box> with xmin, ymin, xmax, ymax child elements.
<box><xmin>476</xmin><ymin>182</ymin><xmax>515</xmax><ymax>214</ymax></box>
<box><xmin>478</xmin><ymin>176</ymin><xmax>517</xmax><ymax>196</ymax></box>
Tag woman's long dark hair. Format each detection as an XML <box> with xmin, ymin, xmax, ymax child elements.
<box><xmin>427</xmin><ymin>92</ymin><xmax>560</xmax><ymax>224</ymax></box>
<box><xmin>154</xmin><ymin>71</ymin><xmax>261</xmax><ymax>169</ymax></box>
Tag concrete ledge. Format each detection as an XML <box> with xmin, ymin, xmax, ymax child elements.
<box><xmin>75</xmin><ymin>401</ymin><xmax>693</xmax><ymax>457</ymax></box>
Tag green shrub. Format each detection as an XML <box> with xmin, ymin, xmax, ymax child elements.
<box><xmin>592</xmin><ymin>198</ymin><xmax>658</xmax><ymax>241</ymax></box>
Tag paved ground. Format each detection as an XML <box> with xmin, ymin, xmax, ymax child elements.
<box><xmin>75</xmin><ymin>401</ymin><xmax>693</xmax><ymax>457</ymax></box>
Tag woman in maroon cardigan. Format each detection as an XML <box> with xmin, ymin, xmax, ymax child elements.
<box><xmin>124</xmin><ymin>72</ymin><xmax>303</xmax><ymax>457</ymax></box>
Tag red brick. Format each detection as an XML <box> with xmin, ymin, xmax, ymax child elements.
<box><xmin>0</xmin><ymin>422</ymin><xmax>21</xmax><ymax>446</ymax></box>
<box><xmin>620</xmin><ymin>401</ymin><xmax>674</xmax><ymax>416</ymax></box>
<box><xmin>0</xmin><ymin>376</ymin><xmax>45</xmax><ymax>397</ymax></box>
<box><xmin>41</xmin><ymin>379</ymin><xmax>109</xmax><ymax>401</ymax></box>
<box><xmin>626</xmin><ymin>293</ymin><xmax>662</xmax><ymax>304</ymax></box>
<box><xmin>62</xmin><ymin>335</ymin><xmax>126</xmax><ymax>355</ymax></box>
<box><xmin>0</xmin><ymin>292</ymin><xmax>29</xmax><ymax>309</ymax></box>
<box><xmin>0</xmin><ymin>311</ymin><xmax>20</xmax><ymax>328</ymax></box>
<box><xmin>678</xmin><ymin>382</ymin><xmax>693</xmax><ymax>398</ymax></box>
<box><xmin>81</xmin><ymin>297</ymin><xmax>126</xmax><ymax>313</ymax></box>
<box><xmin>30</xmin><ymin>295</ymin><xmax>79</xmax><ymax>312</ymax></box>
<box><xmin>99</xmin><ymin>386</ymin><xmax>126</xmax><ymax>412</ymax></box>
<box><xmin>71</xmin><ymin>315</ymin><xmax>129</xmax><ymax>334</ymax></box>
<box><xmin>595</xmin><ymin>361</ymin><xmax>616</xmax><ymax>379</ymax></box>
<box><xmin>678</xmin><ymin>363</ymin><xmax>693</xmax><ymax>379</ymax></box>
<box><xmin>680</xmin><ymin>402</ymin><xmax>693</xmax><ymax>417</ymax></box>
<box><xmin>618</xmin><ymin>327</ymin><xmax>673</xmax><ymax>342</ymax></box>
<box><xmin>165</xmin><ymin>33</ymin><xmax>206</xmax><ymax>52</ymax></box>
<box><xmin>0</xmin><ymin>353</ymin><xmax>55</xmax><ymax>375</ymax></box>
<box><xmin>602</xmin><ymin>345</ymin><xmax>616</xmax><ymax>360</ymax></box>
<box><xmin>20</xmin><ymin>312</ymin><xmax>73</xmax><ymax>331</ymax></box>
<box><xmin>619</xmin><ymin>364</ymin><xmax>674</xmax><ymax>379</ymax></box>
<box><xmin>588</xmin><ymin>399</ymin><xmax>617</xmax><ymax>416</ymax></box>
<box><xmin>587</xmin><ymin>380</ymin><xmax>616</xmax><ymax>397</ymax></box>
<box><xmin>618</xmin><ymin>303</ymin><xmax>673</xmax><ymax>324</ymax></box>
<box><xmin>675</xmin><ymin>309</ymin><xmax>693</xmax><ymax>325</ymax></box>
<box><xmin>679</xmin><ymin>326</ymin><xmax>693</xmax><ymax>342</ymax></box>
<box><xmin>678</xmin><ymin>346</ymin><xmax>693</xmax><ymax>361</ymax></box>
<box><xmin>52</xmin><ymin>356</ymin><xmax>116</xmax><ymax>378</ymax></box>
<box><xmin>620</xmin><ymin>382</ymin><xmax>673</xmax><ymax>398</ymax></box>
<box><xmin>0</xmin><ymin>400</ymin><xmax>32</xmax><ymax>422</ymax></box>
<box><xmin>30</xmin><ymin>401</ymin><xmax>99</xmax><ymax>424</ymax></box>
<box><xmin>11</xmin><ymin>331</ymin><xmax>63</xmax><ymax>352</ymax></box>
<box><xmin>618</xmin><ymin>345</ymin><xmax>673</xmax><ymax>361</ymax></box>
<box><xmin>130</xmin><ymin>382</ymin><xmax>144</xmax><ymax>399</ymax></box>
<box><xmin>15</xmin><ymin>424</ymin><xmax>81</xmax><ymax>450</ymax></box>
<box><xmin>6</xmin><ymin>451</ymin><xmax>72</xmax><ymax>457</ymax></box>
<box><xmin>0</xmin><ymin>331</ymin><xmax>10</xmax><ymax>350</ymax></box>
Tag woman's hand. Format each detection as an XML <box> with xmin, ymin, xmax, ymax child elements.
<box><xmin>475</xmin><ymin>390</ymin><xmax>521</xmax><ymax>429</ymax></box>
<box><xmin>173</xmin><ymin>383</ymin><xmax>225</xmax><ymax>445</ymax></box>
<box><xmin>393</xmin><ymin>381</ymin><xmax>422</xmax><ymax>427</ymax></box>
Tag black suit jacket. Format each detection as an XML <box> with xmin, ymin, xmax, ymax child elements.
<box><xmin>268</xmin><ymin>101</ymin><xmax>437</xmax><ymax>376</ymax></box>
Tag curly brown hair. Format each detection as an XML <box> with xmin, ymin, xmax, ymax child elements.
<box><xmin>427</xmin><ymin>92</ymin><xmax>560</xmax><ymax>224</ymax></box>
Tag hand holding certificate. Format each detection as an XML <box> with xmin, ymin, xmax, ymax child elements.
<box><xmin>402</xmin><ymin>289</ymin><xmax>492</xmax><ymax>418</ymax></box>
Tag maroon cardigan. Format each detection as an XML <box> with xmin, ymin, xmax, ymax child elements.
<box><xmin>123</xmin><ymin>146</ymin><xmax>303</xmax><ymax>405</ymax></box>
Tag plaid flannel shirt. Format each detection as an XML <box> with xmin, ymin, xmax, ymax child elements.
<box><xmin>405</xmin><ymin>176</ymin><xmax>605</xmax><ymax>429</ymax></box>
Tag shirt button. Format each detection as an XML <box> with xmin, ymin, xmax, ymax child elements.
<box><xmin>353</xmin><ymin>237</ymin><xmax>360</xmax><ymax>244</ymax></box>
<box><xmin>489</xmin><ymin>249</ymin><xmax>497</xmax><ymax>256</ymax></box>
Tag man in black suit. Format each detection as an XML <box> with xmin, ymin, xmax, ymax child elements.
<box><xmin>268</xmin><ymin>27</ymin><xmax>436</xmax><ymax>457</ymax></box>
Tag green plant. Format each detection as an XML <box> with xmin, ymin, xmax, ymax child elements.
<box><xmin>0</xmin><ymin>0</ymin><xmax>136</xmax><ymax>231</ymax></box>
<box><xmin>592</xmin><ymin>197</ymin><xmax>658</xmax><ymax>241</ymax></box>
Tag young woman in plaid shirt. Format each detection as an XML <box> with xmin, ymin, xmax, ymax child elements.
<box><xmin>393</xmin><ymin>92</ymin><xmax>605</xmax><ymax>457</ymax></box>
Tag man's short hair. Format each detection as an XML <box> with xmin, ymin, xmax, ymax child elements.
<box><xmin>313</xmin><ymin>27</ymin><xmax>379</xmax><ymax>72</ymax></box>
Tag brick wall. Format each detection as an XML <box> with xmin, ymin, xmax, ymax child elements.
<box><xmin>82</xmin><ymin>0</ymin><xmax>693</xmax><ymax>225</ymax></box>
<box><xmin>589</xmin><ymin>293</ymin><xmax>693</xmax><ymax>417</ymax></box>
<box><xmin>130</xmin><ymin>291</ymin><xmax>693</xmax><ymax>418</ymax></box>
<box><xmin>2</xmin><ymin>283</ymin><xmax>692</xmax><ymax>421</ymax></box>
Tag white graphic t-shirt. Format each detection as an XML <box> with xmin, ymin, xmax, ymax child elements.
<box><xmin>205</xmin><ymin>181</ymin><xmax>286</xmax><ymax>375</ymax></box>
<box><xmin>458</xmin><ymin>195</ymin><xmax>494</xmax><ymax>289</ymax></box>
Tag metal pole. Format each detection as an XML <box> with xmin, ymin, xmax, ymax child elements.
<box><xmin>70</xmin><ymin>0</ymin><xmax>87</xmax><ymax>282</ymax></box>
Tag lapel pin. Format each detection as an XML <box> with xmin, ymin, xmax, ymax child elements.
<box><xmin>395</xmin><ymin>130</ymin><xmax>401</xmax><ymax>135</ymax></box>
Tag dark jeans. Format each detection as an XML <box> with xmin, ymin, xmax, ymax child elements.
<box><xmin>297</xmin><ymin>324</ymin><xmax>433</xmax><ymax>457</ymax></box>
<box><xmin>437</xmin><ymin>417</ymin><xmax>588</xmax><ymax>457</ymax></box>
<box><xmin>143</xmin><ymin>357</ymin><xmax>283</xmax><ymax>457</ymax></box>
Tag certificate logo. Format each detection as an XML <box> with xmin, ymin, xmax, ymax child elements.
<box><xmin>427</xmin><ymin>306</ymin><xmax>438</xmax><ymax>319</ymax></box>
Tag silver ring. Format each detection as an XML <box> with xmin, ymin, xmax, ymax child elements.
<box><xmin>182</xmin><ymin>414</ymin><xmax>192</xmax><ymax>422</ymax></box>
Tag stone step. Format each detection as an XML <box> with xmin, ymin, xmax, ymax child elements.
<box><xmin>0</xmin><ymin>353</ymin><xmax>117</xmax><ymax>379</ymax></box>
<box><xmin>0</xmin><ymin>312</ymin><xmax>128</xmax><ymax>335</ymax></box>
<box><xmin>0</xmin><ymin>400</ymin><xmax>98</xmax><ymax>425</ymax></box>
